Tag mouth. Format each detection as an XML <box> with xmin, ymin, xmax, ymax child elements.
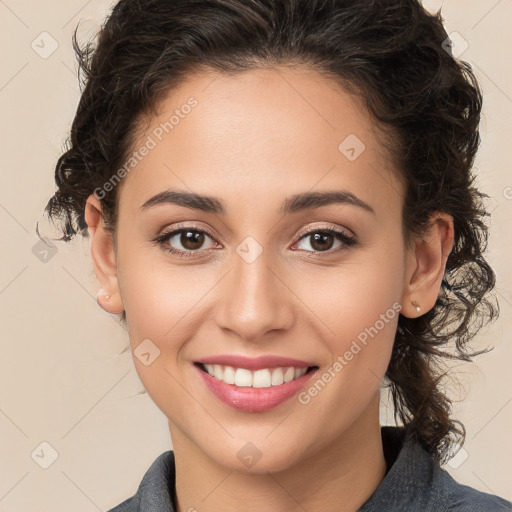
<box><xmin>194</xmin><ymin>362</ymin><xmax>319</xmax><ymax>388</ymax></box>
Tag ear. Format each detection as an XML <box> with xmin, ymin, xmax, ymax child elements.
<box><xmin>400</xmin><ymin>212</ymin><xmax>454</xmax><ymax>318</ymax></box>
<box><xmin>84</xmin><ymin>194</ymin><xmax>124</xmax><ymax>314</ymax></box>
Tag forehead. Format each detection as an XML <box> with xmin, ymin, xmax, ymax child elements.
<box><xmin>118</xmin><ymin>65</ymin><xmax>403</xmax><ymax>217</ymax></box>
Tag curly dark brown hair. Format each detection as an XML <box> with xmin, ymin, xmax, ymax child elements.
<box><xmin>41</xmin><ymin>0</ymin><xmax>499</xmax><ymax>465</ymax></box>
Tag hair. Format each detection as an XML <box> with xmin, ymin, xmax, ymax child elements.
<box><xmin>42</xmin><ymin>0</ymin><xmax>499</xmax><ymax>465</ymax></box>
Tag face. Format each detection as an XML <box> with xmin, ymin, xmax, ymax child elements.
<box><xmin>90</xmin><ymin>65</ymin><xmax>421</xmax><ymax>473</ymax></box>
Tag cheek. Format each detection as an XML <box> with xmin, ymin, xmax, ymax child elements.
<box><xmin>297</xmin><ymin>243</ymin><xmax>404</xmax><ymax>382</ymax></box>
<box><xmin>304</xmin><ymin>245</ymin><xmax>403</xmax><ymax>336</ymax></box>
<box><xmin>116</xmin><ymin>253</ymin><xmax>206</xmax><ymax>406</ymax></box>
<box><xmin>117</xmin><ymin>245</ymin><xmax>223</xmax><ymax>357</ymax></box>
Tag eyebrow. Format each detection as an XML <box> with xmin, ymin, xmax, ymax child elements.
<box><xmin>139</xmin><ymin>188</ymin><xmax>375</xmax><ymax>216</ymax></box>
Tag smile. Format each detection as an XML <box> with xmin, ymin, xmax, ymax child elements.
<box><xmin>194</xmin><ymin>362</ymin><xmax>319</xmax><ymax>412</ymax></box>
<box><xmin>198</xmin><ymin>363</ymin><xmax>317</xmax><ymax>388</ymax></box>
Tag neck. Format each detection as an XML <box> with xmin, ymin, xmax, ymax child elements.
<box><xmin>170</xmin><ymin>393</ymin><xmax>387</xmax><ymax>512</ymax></box>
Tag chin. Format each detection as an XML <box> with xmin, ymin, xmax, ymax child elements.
<box><xmin>205</xmin><ymin>438</ymin><xmax>303</xmax><ymax>475</ymax></box>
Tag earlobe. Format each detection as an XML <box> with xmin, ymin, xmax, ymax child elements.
<box><xmin>84</xmin><ymin>194</ymin><xmax>125</xmax><ymax>314</ymax></box>
<box><xmin>401</xmin><ymin>212</ymin><xmax>454</xmax><ymax>318</ymax></box>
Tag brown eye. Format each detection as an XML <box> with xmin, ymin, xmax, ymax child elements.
<box><xmin>177</xmin><ymin>230</ymin><xmax>206</xmax><ymax>251</ymax></box>
<box><xmin>308</xmin><ymin>232</ymin><xmax>336</xmax><ymax>251</ymax></box>
<box><xmin>155</xmin><ymin>227</ymin><xmax>218</xmax><ymax>258</ymax></box>
<box><xmin>294</xmin><ymin>228</ymin><xmax>356</xmax><ymax>253</ymax></box>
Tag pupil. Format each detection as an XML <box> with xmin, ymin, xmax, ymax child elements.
<box><xmin>311</xmin><ymin>233</ymin><xmax>333</xmax><ymax>251</ymax></box>
<box><xmin>181</xmin><ymin>231</ymin><xmax>204</xmax><ymax>250</ymax></box>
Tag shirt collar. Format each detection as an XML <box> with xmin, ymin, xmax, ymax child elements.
<box><xmin>358</xmin><ymin>425</ymin><xmax>437</xmax><ymax>510</ymax></box>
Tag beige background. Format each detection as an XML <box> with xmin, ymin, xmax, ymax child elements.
<box><xmin>0</xmin><ymin>0</ymin><xmax>511</xmax><ymax>509</ymax></box>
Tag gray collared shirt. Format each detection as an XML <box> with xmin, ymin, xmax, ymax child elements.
<box><xmin>107</xmin><ymin>426</ymin><xmax>512</xmax><ymax>511</ymax></box>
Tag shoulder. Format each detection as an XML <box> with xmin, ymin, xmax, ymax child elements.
<box><xmin>106</xmin><ymin>450</ymin><xmax>176</xmax><ymax>512</ymax></box>
<box><xmin>106</xmin><ymin>496</ymin><xmax>138</xmax><ymax>512</ymax></box>
<box><xmin>359</xmin><ymin>426</ymin><xmax>512</xmax><ymax>511</ymax></box>
<box><xmin>408</xmin><ymin>430</ymin><xmax>512</xmax><ymax>511</ymax></box>
<box><xmin>432</xmin><ymin>466</ymin><xmax>512</xmax><ymax>511</ymax></box>
<box><xmin>405</xmin><ymin>432</ymin><xmax>512</xmax><ymax>511</ymax></box>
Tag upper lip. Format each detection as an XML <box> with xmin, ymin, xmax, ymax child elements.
<box><xmin>196</xmin><ymin>354</ymin><xmax>318</xmax><ymax>371</ymax></box>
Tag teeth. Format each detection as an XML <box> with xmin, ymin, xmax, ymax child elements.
<box><xmin>235</xmin><ymin>368</ymin><xmax>252</xmax><ymax>387</ymax></box>
<box><xmin>223</xmin><ymin>365</ymin><xmax>236</xmax><ymax>384</ymax></box>
<box><xmin>203</xmin><ymin>364</ymin><xmax>309</xmax><ymax>387</ymax></box>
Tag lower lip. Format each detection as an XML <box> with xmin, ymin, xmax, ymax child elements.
<box><xmin>194</xmin><ymin>364</ymin><xmax>318</xmax><ymax>412</ymax></box>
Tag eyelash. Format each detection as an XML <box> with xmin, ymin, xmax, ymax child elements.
<box><xmin>153</xmin><ymin>224</ymin><xmax>357</xmax><ymax>259</ymax></box>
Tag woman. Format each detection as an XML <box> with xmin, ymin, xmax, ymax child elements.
<box><xmin>42</xmin><ymin>0</ymin><xmax>512</xmax><ymax>510</ymax></box>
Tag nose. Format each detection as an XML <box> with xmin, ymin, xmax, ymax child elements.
<box><xmin>213</xmin><ymin>247</ymin><xmax>295</xmax><ymax>342</ymax></box>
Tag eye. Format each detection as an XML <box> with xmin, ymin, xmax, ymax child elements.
<box><xmin>153</xmin><ymin>224</ymin><xmax>357</xmax><ymax>259</ymax></box>
<box><xmin>154</xmin><ymin>226</ymin><xmax>219</xmax><ymax>258</ymax></box>
<box><xmin>292</xmin><ymin>227</ymin><xmax>357</xmax><ymax>254</ymax></box>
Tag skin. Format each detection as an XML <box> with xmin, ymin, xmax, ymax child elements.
<box><xmin>84</xmin><ymin>65</ymin><xmax>454</xmax><ymax>512</ymax></box>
